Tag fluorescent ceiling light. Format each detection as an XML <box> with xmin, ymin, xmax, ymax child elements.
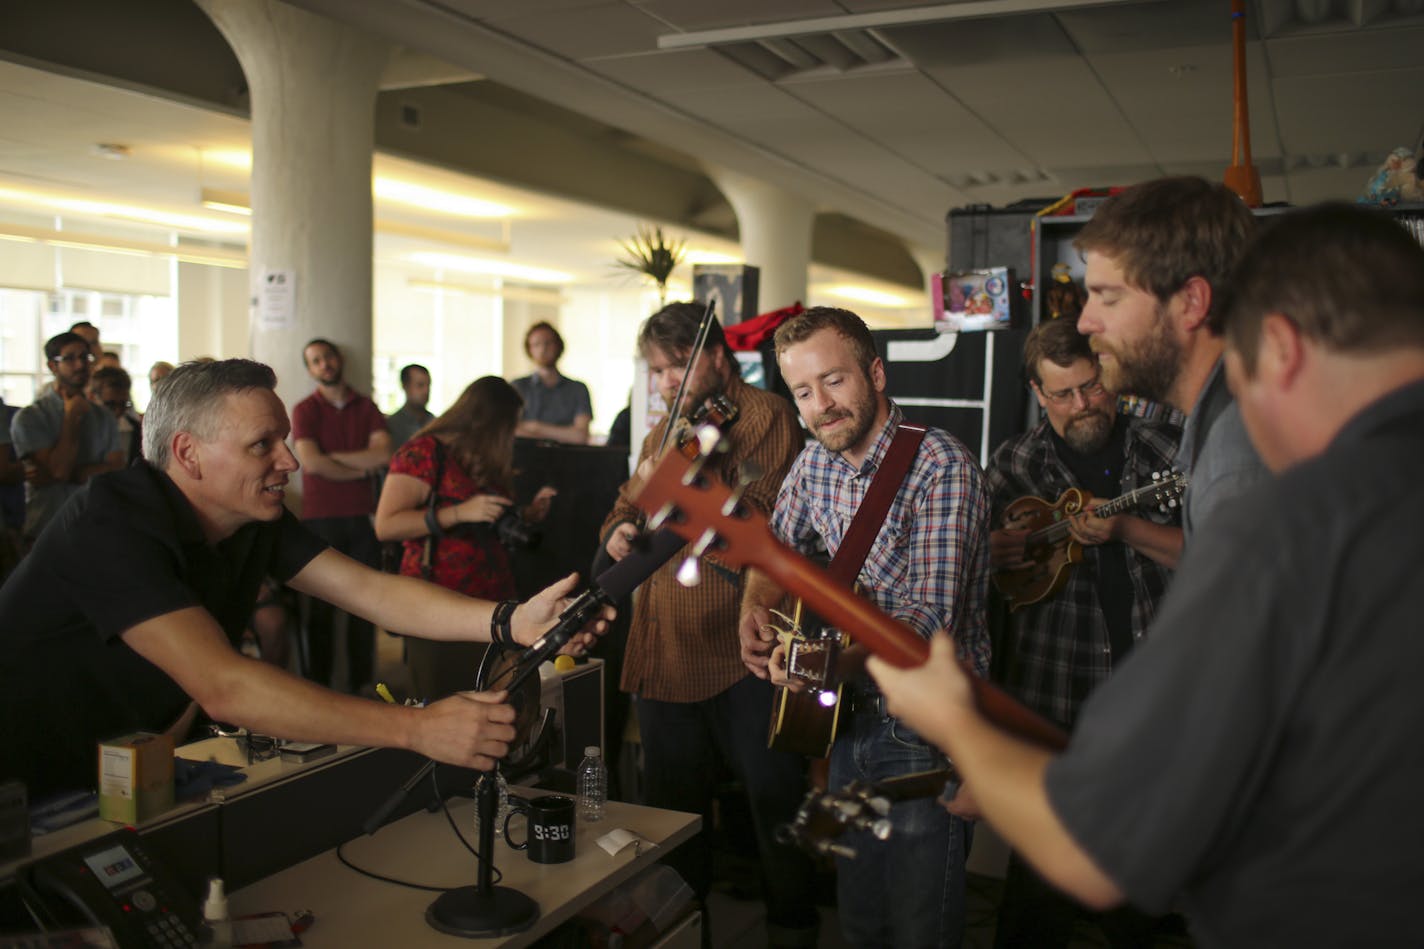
<box><xmin>409</xmin><ymin>251</ymin><xmax>572</xmax><ymax>285</ymax></box>
<box><xmin>824</xmin><ymin>284</ymin><xmax>914</xmax><ymax>307</ymax></box>
<box><xmin>190</xmin><ymin>170</ymin><xmax>516</xmax><ymax>219</ymax></box>
<box><xmin>0</xmin><ymin>184</ymin><xmax>249</xmax><ymax>236</ymax></box>
<box><xmin>203</xmin><ymin>148</ymin><xmax>252</xmax><ymax>170</ymax></box>
<box><xmin>374</xmin><ymin>178</ymin><xmax>514</xmax><ymax>218</ymax></box>
<box><xmin>200</xmin><ymin>188</ymin><xmax>252</xmax><ymax>216</ymax></box>
<box><xmin>0</xmin><ymin>223</ymin><xmax>247</xmax><ymax>268</ymax></box>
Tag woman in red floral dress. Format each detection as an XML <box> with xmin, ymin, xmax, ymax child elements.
<box><xmin>375</xmin><ymin>376</ymin><xmax>554</xmax><ymax>698</ymax></box>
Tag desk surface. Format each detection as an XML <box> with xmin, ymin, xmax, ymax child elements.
<box><xmin>230</xmin><ymin>795</ymin><xmax>700</xmax><ymax>948</ymax></box>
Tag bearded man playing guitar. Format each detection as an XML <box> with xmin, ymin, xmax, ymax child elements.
<box><xmin>740</xmin><ymin>306</ymin><xmax>991</xmax><ymax>949</ymax></box>
<box><xmin>986</xmin><ymin>318</ymin><xmax>1182</xmax><ymax>948</ymax></box>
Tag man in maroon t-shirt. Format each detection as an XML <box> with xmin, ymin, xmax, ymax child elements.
<box><xmin>291</xmin><ymin>338</ymin><xmax>391</xmax><ymax>693</ymax></box>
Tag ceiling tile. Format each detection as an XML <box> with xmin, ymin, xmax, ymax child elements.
<box><xmin>784</xmin><ymin>71</ymin><xmax>1030</xmax><ymax>174</ymax></box>
<box><xmin>1057</xmin><ymin>0</ymin><xmax>1256</xmax><ymax>54</ymax></box>
<box><xmin>1087</xmin><ymin>43</ymin><xmax>1281</xmax><ymax>162</ymax></box>
<box><xmin>485</xmin><ymin>3</ymin><xmax>665</xmax><ymax>60</ymax></box>
<box><xmin>1272</xmin><ymin>69</ymin><xmax>1424</xmax><ymax>155</ymax></box>
<box><xmin>632</xmin><ymin>0</ymin><xmax>843</xmax><ymax>32</ymax></box>
<box><xmin>879</xmin><ymin>13</ymin><xmax>1075</xmax><ymax>68</ymax></box>
<box><xmin>1265</xmin><ymin>25</ymin><xmax>1424</xmax><ymax>77</ymax></box>
<box><xmin>927</xmin><ymin>58</ymin><xmax>1154</xmax><ymax>168</ymax></box>
<box><xmin>584</xmin><ymin>48</ymin><xmax>766</xmax><ymax>92</ymax></box>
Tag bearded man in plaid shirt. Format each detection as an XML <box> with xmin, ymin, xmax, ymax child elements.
<box><xmin>742</xmin><ymin>306</ymin><xmax>991</xmax><ymax>948</ymax></box>
<box><xmin>985</xmin><ymin>317</ymin><xmax>1182</xmax><ymax>948</ymax></box>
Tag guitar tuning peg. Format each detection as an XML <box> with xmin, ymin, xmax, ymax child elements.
<box><xmin>646</xmin><ymin>501</ymin><xmax>677</xmax><ymax>532</ymax></box>
<box><xmin>694</xmin><ymin>423</ymin><xmax>724</xmax><ymax>458</ymax></box>
<box><xmin>676</xmin><ymin>557</ymin><xmax>701</xmax><ymax>587</ymax></box>
<box><xmin>721</xmin><ymin>481</ymin><xmax>749</xmax><ymax>518</ymax></box>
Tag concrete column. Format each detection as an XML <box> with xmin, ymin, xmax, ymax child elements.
<box><xmin>709</xmin><ymin>168</ymin><xmax>814</xmax><ymax>316</ymax></box>
<box><xmin>196</xmin><ymin>0</ymin><xmax>390</xmax><ymax>407</ymax></box>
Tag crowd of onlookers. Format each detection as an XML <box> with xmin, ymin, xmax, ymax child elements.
<box><xmin>0</xmin><ymin>319</ymin><xmax>599</xmax><ymax>698</ymax></box>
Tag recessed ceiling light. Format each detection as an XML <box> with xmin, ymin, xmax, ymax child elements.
<box><xmin>92</xmin><ymin>143</ymin><xmax>131</xmax><ymax>160</ymax></box>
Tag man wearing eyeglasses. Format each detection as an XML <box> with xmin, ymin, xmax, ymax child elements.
<box><xmin>90</xmin><ymin>366</ymin><xmax>144</xmax><ymax>466</ymax></box>
<box><xmin>9</xmin><ymin>331</ymin><xmax>123</xmax><ymax>543</ymax></box>
<box><xmin>984</xmin><ymin>318</ymin><xmax>1182</xmax><ymax>948</ymax></box>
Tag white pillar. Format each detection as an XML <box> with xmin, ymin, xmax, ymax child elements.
<box><xmin>196</xmin><ymin>0</ymin><xmax>390</xmax><ymax>408</ymax></box>
<box><xmin>709</xmin><ymin>169</ymin><xmax>814</xmax><ymax>316</ymax></box>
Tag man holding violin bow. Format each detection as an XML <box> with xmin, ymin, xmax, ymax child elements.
<box><xmin>598</xmin><ymin>302</ymin><xmax>819</xmax><ymax>949</ymax></box>
<box><xmin>984</xmin><ymin>317</ymin><xmax>1182</xmax><ymax>947</ymax></box>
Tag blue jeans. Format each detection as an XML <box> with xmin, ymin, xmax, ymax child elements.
<box><xmin>830</xmin><ymin>708</ymin><xmax>971</xmax><ymax>949</ymax></box>
<box><xmin>636</xmin><ymin>676</ymin><xmax>819</xmax><ymax>945</ymax></box>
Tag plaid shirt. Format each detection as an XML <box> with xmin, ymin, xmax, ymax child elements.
<box><xmin>770</xmin><ymin>403</ymin><xmax>992</xmax><ymax>678</ymax></box>
<box><xmin>603</xmin><ymin>374</ymin><xmax>803</xmax><ymax>703</ymax></box>
<box><xmin>985</xmin><ymin>414</ymin><xmax>1182</xmax><ymax>729</ymax></box>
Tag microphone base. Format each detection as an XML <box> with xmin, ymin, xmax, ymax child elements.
<box><xmin>426</xmin><ymin>885</ymin><xmax>539</xmax><ymax>938</ymax></box>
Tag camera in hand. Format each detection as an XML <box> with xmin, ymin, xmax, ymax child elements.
<box><xmin>494</xmin><ymin>508</ymin><xmax>542</xmax><ymax>550</ymax></box>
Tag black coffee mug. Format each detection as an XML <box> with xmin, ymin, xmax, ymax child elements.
<box><xmin>503</xmin><ymin>794</ymin><xmax>575</xmax><ymax>864</ymax></box>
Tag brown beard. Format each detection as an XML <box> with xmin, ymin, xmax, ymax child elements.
<box><xmin>1092</xmin><ymin>304</ymin><xmax>1181</xmax><ymax>404</ymax></box>
<box><xmin>1063</xmin><ymin>410</ymin><xmax>1114</xmax><ymax>454</ymax></box>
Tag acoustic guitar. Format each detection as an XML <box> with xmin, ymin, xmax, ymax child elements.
<box><xmin>993</xmin><ymin>471</ymin><xmax>1186</xmax><ymax>611</ymax></box>
<box><xmin>630</xmin><ymin>426</ymin><xmax>1069</xmax><ymax>755</ymax></box>
<box><xmin>765</xmin><ymin>592</ymin><xmax>850</xmax><ymax>758</ymax></box>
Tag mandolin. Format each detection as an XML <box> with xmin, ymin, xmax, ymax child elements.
<box><xmin>631</xmin><ymin>425</ymin><xmax>1069</xmax><ymax>753</ymax></box>
<box><xmin>993</xmin><ymin>471</ymin><xmax>1186</xmax><ymax>611</ymax></box>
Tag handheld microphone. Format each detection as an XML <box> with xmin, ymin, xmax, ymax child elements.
<box><xmin>501</xmin><ymin>528</ymin><xmax>686</xmax><ymax>692</ymax></box>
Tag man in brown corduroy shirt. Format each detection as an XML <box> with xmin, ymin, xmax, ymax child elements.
<box><xmin>600</xmin><ymin>302</ymin><xmax>818</xmax><ymax>948</ymax></box>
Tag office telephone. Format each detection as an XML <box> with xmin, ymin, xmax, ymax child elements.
<box><xmin>18</xmin><ymin>827</ymin><xmax>204</xmax><ymax>948</ymax></box>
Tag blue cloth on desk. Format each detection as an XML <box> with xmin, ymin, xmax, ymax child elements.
<box><xmin>174</xmin><ymin>757</ymin><xmax>247</xmax><ymax>800</ymax></box>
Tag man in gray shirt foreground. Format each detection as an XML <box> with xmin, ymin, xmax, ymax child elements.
<box><xmin>871</xmin><ymin>203</ymin><xmax>1424</xmax><ymax>947</ymax></box>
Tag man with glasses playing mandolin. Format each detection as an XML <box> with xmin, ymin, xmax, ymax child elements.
<box><xmin>985</xmin><ymin>317</ymin><xmax>1182</xmax><ymax>948</ymax></box>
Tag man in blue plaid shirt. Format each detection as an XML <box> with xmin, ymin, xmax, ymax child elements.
<box><xmin>986</xmin><ymin>318</ymin><xmax>1182</xmax><ymax>948</ymax></box>
<box><xmin>741</xmin><ymin>306</ymin><xmax>991</xmax><ymax>948</ymax></box>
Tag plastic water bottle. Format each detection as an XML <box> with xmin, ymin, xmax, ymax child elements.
<box><xmin>578</xmin><ymin>746</ymin><xmax>607</xmax><ymax>823</ymax></box>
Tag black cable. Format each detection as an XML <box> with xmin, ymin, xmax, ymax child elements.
<box><xmin>431</xmin><ymin>763</ymin><xmax>502</xmax><ymax>885</ymax></box>
<box><xmin>333</xmin><ymin>768</ymin><xmax>503</xmax><ymax>892</ymax></box>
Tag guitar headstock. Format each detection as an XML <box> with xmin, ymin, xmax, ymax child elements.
<box><xmin>1148</xmin><ymin>469</ymin><xmax>1188</xmax><ymax>512</ymax></box>
<box><xmin>632</xmin><ymin>424</ymin><xmax>770</xmax><ymax>577</ymax></box>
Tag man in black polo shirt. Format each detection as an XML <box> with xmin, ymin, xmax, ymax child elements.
<box><xmin>870</xmin><ymin>204</ymin><xmax>1424</xmax><ymax>946</ymax></box>
<box><xmin>0</xmin><ymin>359</ymin><xmax>604</xmax><ymax>799</ymax></box>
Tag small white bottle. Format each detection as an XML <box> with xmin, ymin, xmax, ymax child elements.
<box><xmin>577</xmin><ymin>746</ymin><xmax>607</xmax><ymax>823</ymax></box>
<box><xmin>200</xmin><ymin>876</ymin><xmax>233</xmax><ymax>949</ymax></box>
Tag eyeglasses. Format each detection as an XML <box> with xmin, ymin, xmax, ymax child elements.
<box><xmin>52</xmin><ymin>352</ymin><xmax>95</xmax><ymax>365</ymax></box>
<box><xmin>103</xmin><ymin>399</ymin><xmax>132</xmax><ymax>411</ymax></box>
<box><xmin>1040</xmin><ymin>374</ymin><xmax>1106</xmax><ymax>405</ymax></box>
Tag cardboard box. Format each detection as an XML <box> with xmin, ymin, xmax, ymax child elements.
<box><xmin>98</xmin><ymin>732</ymin><xmax>174</xmax><ymax>824</ymax></box>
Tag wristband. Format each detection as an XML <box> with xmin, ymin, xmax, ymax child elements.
<box><xmin>424</xmin><ymin>506</ymin><xmax>445</xmax><ymax>539</ymax></box>
<box><xmin>491</xmin><ymin>599</ymin><xmax>519</xmax><ymax>648</ymax></box>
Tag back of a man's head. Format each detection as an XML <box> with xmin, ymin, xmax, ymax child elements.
<box><xmin>1075</xmin><ymin>176</ymin><xmax>1256</xmax><ymax>316</ymax></box>
<box><xmin>1219</xmin><ymin>203</ymin><xmax>1424</xmax><ymax>370</ymax></box>
<box><xmin>143</xmin><ymin>359</ymin><xmax>277</xmax><ymax>469</ymax></box>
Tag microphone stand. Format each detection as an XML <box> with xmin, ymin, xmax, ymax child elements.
<box><xmin>425</xmin><ymin>660</ymin><xmax>539</xmax><ymax>937</ymax></box>
<box><xmin>366</xmin><ymin>528</ymin><xmax>691</xmax><ymax>935</ymax></box>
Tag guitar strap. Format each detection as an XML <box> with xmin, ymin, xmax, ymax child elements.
<box><xmin>828</xmin><ymin>423</ymin><xmax>927</xmax><ymax>585</ymax></box>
